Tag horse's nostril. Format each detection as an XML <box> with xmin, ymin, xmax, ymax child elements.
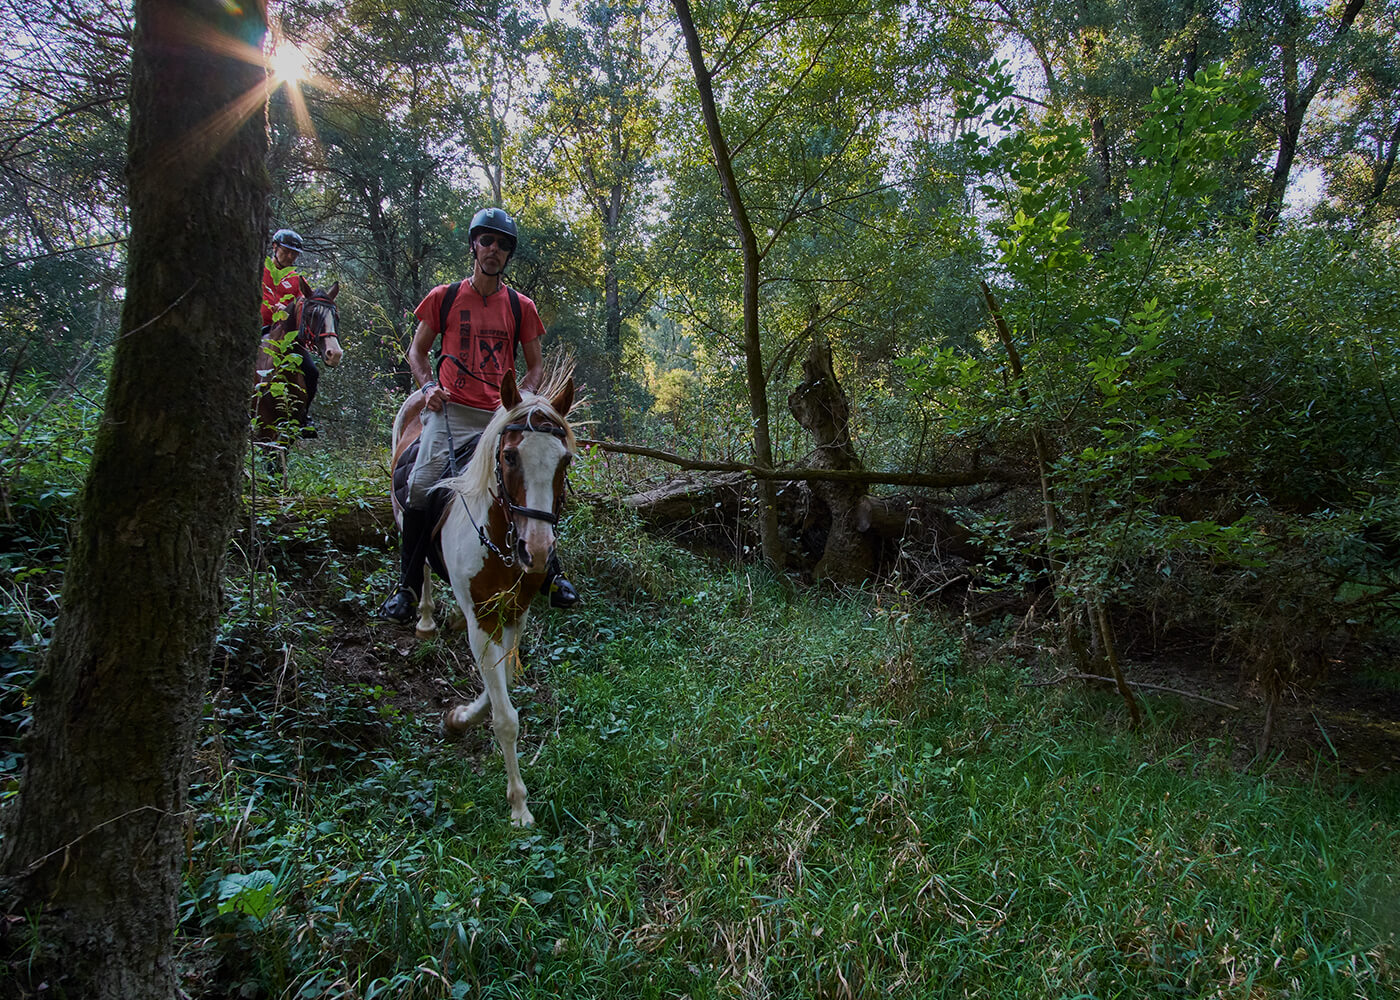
<box><xmin>516</xmin><ymin>538</ymin><xmax>532</xmax><ymax>566</ymax></box>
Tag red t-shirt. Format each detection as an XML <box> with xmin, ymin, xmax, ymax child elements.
<box><xmin>414</xmin><ymin>282</ymin><xmax>544</xmax><ymax>410</ymax></box>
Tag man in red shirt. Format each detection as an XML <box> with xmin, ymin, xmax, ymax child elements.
<box><xmin>377</xmin><ymin>208</ymin><xmax>577</xmax><ymax>623</ymax></box>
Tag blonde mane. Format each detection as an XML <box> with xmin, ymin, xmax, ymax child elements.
<box><xmin>442</xmin><ymin>391</ymin><xmax>577</xmax><ymax>503</ymax></box>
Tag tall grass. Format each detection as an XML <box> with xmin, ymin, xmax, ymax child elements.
<box><xmin>178</xmin><ymin>501</ymin><xmax>1400</xmax><ymax>1000</ymax></box>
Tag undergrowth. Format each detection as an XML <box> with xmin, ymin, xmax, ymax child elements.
<box><xmin>0</xmin><ymin>422</ymin><xmax>1396</xmax><ymax>998</ymax></box>
<box><xmin>171</xmin><ymin>501</ymin><xmax>1398</xmax><ymax>999</ymax></box>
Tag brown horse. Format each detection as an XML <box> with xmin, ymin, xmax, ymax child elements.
<box><xmin>252</xmin><ymin>278</ymin><xmax>343</xmax><ymax>446</ymax></box>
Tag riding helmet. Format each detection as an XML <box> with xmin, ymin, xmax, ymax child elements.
<box><xmin>468</xmin><ymin>208</ymin><xmax>518</xmax><ymax>244</ymax></box>
<box><xmin>272</xmin><ymin>228</ymin><xmax>304</xmax><ymax>252</ymax></box>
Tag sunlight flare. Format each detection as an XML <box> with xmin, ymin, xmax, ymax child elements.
<box><xmin>270</xmin><ymin>40</ymin><xmax>310</xmax><ymax>85</ymax></box>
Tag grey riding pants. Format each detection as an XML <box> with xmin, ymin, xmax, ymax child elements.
<box><xmin>405</xmin><ymin>400</ymin><xmax>494</xmax><ymax>510</ymax></box>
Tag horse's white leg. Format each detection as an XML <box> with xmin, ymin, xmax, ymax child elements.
<box><xmin>444</xmin><ymin>690</ymin><xmax>489</xmax><ymax>732</ymax></box>
<box><xmin>415</xmin><ymin>569</ymin><xmax>438</xmax><ymax>639</ymax></box>
<box><xmin>469</xmin><ymin>621</ymin><xmax>533</xmax><ymax>827</ymax></box>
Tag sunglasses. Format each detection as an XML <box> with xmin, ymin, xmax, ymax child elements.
<box><xmin>476</xmin><ymin>234</ymin><xmax>516</xmax><ymax>252</ymax></box>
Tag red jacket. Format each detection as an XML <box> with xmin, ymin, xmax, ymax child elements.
<box><xmin>261</xmin><ymin>256</ymin><xmax>303</xmax><ymax>328</ymax></box>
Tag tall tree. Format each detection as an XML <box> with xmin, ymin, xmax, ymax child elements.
<box><xmin>538</xmin><ymin>0</ymin><xmax>666</xmax><ymax>437</ymax></box>
<box><xmin>0</xmin><ymin>0</ymin><xmax>269</xmax><ymax>995</ymax></box>
<box><xmin>669</xmin><ymin>0</ymin><xmax>944</xmax><ymax>570</ymax></box>
<box><xmin>671</xmin><ymin>0</ymin><xmax>783</xmax><ymax>566</ymax></box>
<box><xmin>1304</xmin><ymin>0</ymin><xmax>1400</xmax><ymax>222</ymax></box>
<box><xmin>0</xmin><ymin>0</ymin><xmax>134</xmax><ymax>378</ymax></box>
<box><xmin>1250</xmin><ymin>0</ymin><xmax>1367</xmax><ymax>229</ymax></box>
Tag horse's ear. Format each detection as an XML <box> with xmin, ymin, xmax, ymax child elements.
<box><xmin>550</xmin><ymin>377</ymin><xmax>575</xmax><ymax>418</ymax></box>
<box><xmin>327</xmin><ymin>281</ymin><xmax>339</xmax><ymax>300</ymax></box>
<box><xmin>499</xmin><ymin>367</ymin><xmax>521</xmax><ymax>410</ymax></box>
<box><xmin>297</xmin><ymin>275</ymin><xmax>313</xmax><ymax>298</ymax></box>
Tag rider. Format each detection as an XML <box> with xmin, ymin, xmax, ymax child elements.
<box><xmin>261</xmin><ymin>227</ymin><xmax>320</xmax><ymax>437</ymax></box>
<box><xmin>376</xmin><ymin>207</ymin><xmax>579</xmax><ymax>624</ymax></box>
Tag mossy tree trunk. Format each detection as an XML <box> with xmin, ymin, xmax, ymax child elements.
<box><xmin>0</xmin><ymin>0</ymin><xmax>269</xmax><ymax>996</ymax></box>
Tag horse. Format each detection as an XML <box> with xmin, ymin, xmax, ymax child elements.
<box><xmin>252</xmin><ymin>278</ymin><xmax>343</xmax><ymax>448</ymax></box>
<box><xmin>389</xmin><ymin>367</ymin><xmax>577</xmax><ymax>827</ymax></box>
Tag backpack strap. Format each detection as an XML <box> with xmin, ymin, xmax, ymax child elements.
<box><xmin>507</xmin><ymin>287</ymin><xmax>522</xmax><ymax>356</ymax></box>
<box><xmin>434</xmin><ymin>281</ymin><xmax>462</xmax><ymax>374</ymax></box>
<box><xmin>437</xmin><ymin>281</ymin><xmax>462</xmax><ymax>337</ymax></box>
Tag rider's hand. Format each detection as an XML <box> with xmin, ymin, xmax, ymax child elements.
<box><xmin>422</xmin><ymin>381</ymin><xmax>445</xmax><ymax>411</ymax></box>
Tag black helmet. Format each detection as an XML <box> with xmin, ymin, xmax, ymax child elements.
<box><xmin>272</xmin><ymin>228</ymin><xmax>304</xmax><ymax>252</ymax></box>
<box><xmin>468</xmin><ymin>208</ymin><xmax>517</xmax><ymax>245</ymax></box>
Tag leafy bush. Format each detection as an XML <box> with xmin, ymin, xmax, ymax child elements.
<box><xmin>898</xmin><ymin>63</ymin><xmax>1400</xmax><ymax>702</ymax></box>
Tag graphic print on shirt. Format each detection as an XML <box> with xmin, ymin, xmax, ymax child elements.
<box><xmin>448</xmin><ymin>307</ymin><xmax>512</xmax><ymax>396</ymax></box>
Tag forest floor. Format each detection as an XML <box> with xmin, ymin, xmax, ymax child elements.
<box><xmin>312</xmin><ymin>596</ymin><xmax>1400</xmax><ymax>793</ymax></box>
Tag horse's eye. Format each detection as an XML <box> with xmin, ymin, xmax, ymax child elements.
<box><xmin>562</xmin><ymin>453</ymin><xmax>574</xmax><ymax>468</ymax></box>
<box><xmin>502</xmin><ymin>449</ymin><xmax>519</xmax><ymax>467</ymax></box>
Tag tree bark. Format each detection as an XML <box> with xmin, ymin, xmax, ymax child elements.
<box><xmin>0</xmin><ymin>0</ymin><xmax>269</xmax><ymax>995</ymax></box>
<box><xmin>672</xmin><ymin>0</ymin><xmax>785</xmax><ymax>571</ymax></box>
<box><xmin>787</xmin><ymin>326</ymin><xmax>875</xmax><ymax>582</ymax></box>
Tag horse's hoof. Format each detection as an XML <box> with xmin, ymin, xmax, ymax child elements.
<box><xmin>443</xmin><ymin>705</ymin><xmax>472</xmax><ymax>736</ymax></box>
<box><xmin>511</xmin><ymin>809</ymin><xmax>536</xmax><ymax>828</ymax></box>
<box><xmin>415</xmin><ymin>622</ymin><xmax>438</xmax><ymax>640</ymax></box>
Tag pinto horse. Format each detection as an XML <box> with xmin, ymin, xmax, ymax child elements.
<box><xmin>390</xmin><ymin>368</ymin><xmax>576</xmax><ymax>826</ymax></box>
<box><xmin>253</xmin><ymin>278</ymin><xmax>343</xmax><ymax>445</ymax></box>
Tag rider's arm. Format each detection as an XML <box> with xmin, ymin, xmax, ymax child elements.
<box><xmin>408</xmin><ymin>319</ymin><xmax>446</xmax><ymax>409</ymax></box>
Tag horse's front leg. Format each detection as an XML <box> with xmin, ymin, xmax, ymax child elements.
<box><xmin>416</xmin><ymin>570</ymin><xmax>438</xmax><ymax>639</ymax></box>
<box><xmin>468</xmin><ymin>621</ymin><xmax>533</xmax><ymax>827</ymax></box>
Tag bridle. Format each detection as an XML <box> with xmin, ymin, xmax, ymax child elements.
<box><xmin>296</xmin><ymin>294</ymin><xmax>338</xmax><ymax>347</ymax></box>
<box><xmin>449</xmin><ymin>409</ymin><xmax>571</xmax><ymax>568</ymax></box>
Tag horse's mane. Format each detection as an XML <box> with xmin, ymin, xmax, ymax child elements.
<box><xmin>443</xmin><ymin>387</ymin><xmax>577</xmax><ymax>503</ymax></box>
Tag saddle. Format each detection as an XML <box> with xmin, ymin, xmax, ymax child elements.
<box><xmin>393</xmin><ymin>431</ymin><xmax>483</xmax><ymax>518</ymax></box>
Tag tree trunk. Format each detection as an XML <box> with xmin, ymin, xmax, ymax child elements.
<box><xmin>0</xmin><ymin>0</ymin><xmax>269</xmax><ymax>995</ymax></box>
<box><xmin>1367</xmin><ymin>112</ymin><xmax>1400</xmax><ymax>209</ymax></box>
<box><xmin>1261</xmin><ymin>0</ymin><xmax>1366</xmax><ymax>230</ymax></box>
<box><xmin>602</xmin><ymin>219</ymin><xmax>625</xmax><ymax>438</ymax></box>
<box><xmin>673</xmin><ymin>0</ymin><xmax>785</xmax><ymax>571</ymax></box>
<box><xmin>787</xmin><ymin>327</ymin><xmax>875</xmax><ymax>583</ymax></box>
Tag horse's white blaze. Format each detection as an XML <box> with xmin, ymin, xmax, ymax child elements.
<box><xmin>515</xmin><ymin>432</ymin><xmax>567</xmax><ymax>571</ymax></box>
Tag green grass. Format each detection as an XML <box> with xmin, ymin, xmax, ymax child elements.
<box><xmin>176</xmin><ymin>503</ymin><xmax>1400</xmax><ymax>1000</ymax></box>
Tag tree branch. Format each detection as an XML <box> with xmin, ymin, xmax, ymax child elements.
<box><xmin>578</xmin><ymin>436</ymin><xmax>1030</xmax><ymax>488</ymax></box>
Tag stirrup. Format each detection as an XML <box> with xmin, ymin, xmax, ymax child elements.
<box><xmin>376</xmin><ymin>588</ymin><xmax>416</xmax><ymax>623</ymax></box>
